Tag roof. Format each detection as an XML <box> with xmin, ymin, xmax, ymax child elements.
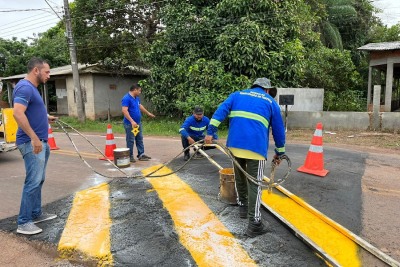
<box><xmin>1</xmin><ymin>63</ymin><xmax>150</xmax><ymax>81</ymax></box>
<box><xmin>358</xmin><ymin>41</ymin><xmax>400</xmax><ymax>51</ymax></box>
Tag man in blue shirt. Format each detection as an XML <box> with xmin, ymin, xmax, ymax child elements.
<box><xmin>205</xmin><ymin>77</ymin><xmax>286</xmax><ymax>237</ymax></box>
<box><xmin>121</xmin><ymin>83</ymin><xmax>155</xmax><ymax>162</ymax></box>
<box><xmin>13</xmin><ymin>57</ymin><xmax>58</xmax><ymax>235</ymax></box>
<box><xmin>179</xmin><ymin>106</ymin><xmax>217</xmax><ymax>161</ymax></box>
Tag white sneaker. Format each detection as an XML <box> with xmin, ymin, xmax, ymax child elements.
<box><xmin>17</xmin><ymin>222</ymin><xmax>42</xmax><ymax>235</ymax></box>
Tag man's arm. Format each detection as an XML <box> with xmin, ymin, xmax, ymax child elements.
<box><xmin>13</xmin><ymin>103</ymin><xmax>42</xmax><ymax>154</ymax></box>
<box><xmin>139</xmin><ymin>104</ymin><xmax>155</xmax><ymax>118</ymax></box>
<box><xmin>122</xmin><ymin>106</ymin><xmax>138</xmax><ymax>128</ymax></box>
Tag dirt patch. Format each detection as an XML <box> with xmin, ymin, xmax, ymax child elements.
<box><xmin>286</xmin><ymin>129</ymin><xmax>400</xmax><ymax>154</ymax></box>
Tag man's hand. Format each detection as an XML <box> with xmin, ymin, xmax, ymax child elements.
<box><xmin>273</xmin><ymin>154</ymin><xmax>282</xmax><ymax>166</ymax></box>
<box><xmin>32</xmin><ymin>137</ymin><xmax>43</xmax><ymax>154</ymax></box>
<box><xmin>187</xmin><ymin>137</ymin><xmax>195</xmax><ymax>145</ymax></box>
<box><xmin>204</xmin><ymin>135</ymin><xmax>213</xmax><ymax>144</ymax></box>
<box><xmin>48</xmin><ymin>115</ymin><xmax>58</xmax><ymax>123</ymax></box>
<box><xmin>131</xmin><ymin>121</ymin><xmax>138</xmax><ymax>128</ymax></box>
<box><xmin>147</xmin><ymin>112</ymin><xmax>156</xmax><ymax>118</ymax></box>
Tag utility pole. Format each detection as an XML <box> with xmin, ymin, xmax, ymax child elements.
<box><xmin>63</xmin><ymin>0</ymin><xmax>85</xmax><ymax>123</ymax></box>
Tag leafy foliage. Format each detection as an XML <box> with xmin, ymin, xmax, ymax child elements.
<box><xmin>144</xmin><ymin>0</ymin><xmax>317</xmax><ymax>116</ymax></box>
<box><xmin>71</xmin><ymin>0</ymin><xmax>164</xmax><ymax>69</ymax></box>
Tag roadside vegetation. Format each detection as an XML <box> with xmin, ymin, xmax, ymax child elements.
<box><xmin>1</xmin><ymin>0</ymin><xmax>400</xmax><ymax>117</ymax></box>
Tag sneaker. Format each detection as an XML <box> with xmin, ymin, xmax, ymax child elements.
<box><xmin>183</xmin><ymin>153</ymin><xmax>190</xmax><ymax>161</ymax></box>
<box><xmin>33</xmin><ymin>213</ymin><xmax>57</xmax><ymax>224</ymax></box>
<box><xmin>17</xmin><ymin>222</ymin><xmax>42</xmax><ymax>235</ymax></box>
<box><xmin>193</xmin><ymin>152</ymin><xmax>204</xmax><ymax>159</ymax></box>
<box><xmin>130</xmin><ymin>157</ymin><xmax>136</xmax><ymax>163</ymax></box>
<box><xmin>246</xmin><ymin>220</ymin><xmax>269</xmax><ymax>237</ymax></box>
<box><xmin>239</xmin><ymin>205</ymin><xmax>248</xmax><ymax>219</ymax></box>
<box><xmin>138</xmin><ymin>154</ymin><xmax>151</xmax><ymax>161</ymax></box>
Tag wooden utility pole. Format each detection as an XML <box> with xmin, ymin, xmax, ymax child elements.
<box><xmin>63</xmin><ymin>0</ymin><xmax>85</xmax><ymax>123</ymax></box>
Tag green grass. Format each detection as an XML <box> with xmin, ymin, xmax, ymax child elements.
<box><xmin>57</xmin><ymin>116</ymin><xmax>228</xmax><ymax>138</ymax></box>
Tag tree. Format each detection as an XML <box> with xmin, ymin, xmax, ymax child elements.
<box><xmin>144</xmin><ymin>0</ymin><xmax>317</xmax><ymax>116</ymax></box>
<box><xmin>71</xmin><ymin>0</ymin><xmax>164</xmax><ymax>69</ymax></box>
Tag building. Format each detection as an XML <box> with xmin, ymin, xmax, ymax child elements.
<box><xmin>1</xmin><ymin>64</ymin><xmax>149</xmax><ymax>119</ymax></box>
<box><xmin>358</xmin><ymin>41</ymin><xmax>400</xmax><ymax>112</ymax></box>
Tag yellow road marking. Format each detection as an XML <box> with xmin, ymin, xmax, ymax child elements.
<box><xmin>58</xmin><ymin>183</ymin><xmax>113</xmax><ymax>265</ymax></box>
<box><xmin>262</xmin><ymin>190</ymin><xmax>360</xmax><ymax>267</ymax></box>
<box><xmin>52</xmin><ymin>149</ymin><xmax>102</xmax><ymax>159</ymax></box>
<box><xmin>144</xmin><ymin>165</ymin><xmax>256</xmax><ymax>267</ymax></box>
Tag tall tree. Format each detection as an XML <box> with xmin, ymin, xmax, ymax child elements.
<box><xmin>143</xmin><ymin>0</ymin><xmax>317</xmax><ymax>116</ymax></box>
<box><xmin>71</xmin><ymin>0</ymin><xmax>164</xmax><ymax>69</ymax></box>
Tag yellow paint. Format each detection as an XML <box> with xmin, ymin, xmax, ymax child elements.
<box><xmin>262</xmin><ymin>191</ymin><xmax>360</xmax><ymax>267</ymax></box>
<box><xmin>1</xmin><ymin>108</ymin><xmax>17</xmax><ymax>143</ymax></box>
<box><xmin>144</xmin><ymin>165</ymin><xmax>256</xmax><ymax>267</ymax></box>
<box><xmin>58</xmin><ymin>183</ymin><xmax>113</xmax><ymax>266</ymax></box>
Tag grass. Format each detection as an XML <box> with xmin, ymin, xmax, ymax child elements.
<box><xmin>56</xmin><ymin>116</ymin><xmax>228</xmax><ymax>138</ymax></box>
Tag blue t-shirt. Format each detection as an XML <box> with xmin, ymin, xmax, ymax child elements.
<box><xmin>13</xmin><ymin>79</ymin><xmax>48</xmax><ymax>145</ymax></box>
<box><xmin>121</xmin><ymin>93</ymin><xmax>141</xmax><ymax>124</ymax></box>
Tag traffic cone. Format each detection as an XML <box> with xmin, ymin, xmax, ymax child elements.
<box><xmin>100</xmin><ymin>124</ymin><xmax>116</xmax><ymax>160</ymax></box>
<box><xmin>48</xmin><ymin>124</ymin><xmax>59</xmax><ymax>150</ymax></box>
<box><xmin>297</xmin><ymin>122</ymin><xmax>329</xmax><ymax>177</ymax></box>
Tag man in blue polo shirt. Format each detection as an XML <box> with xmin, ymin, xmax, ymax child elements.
<box><xmin>121</xmin><ymin>83</ymin><xmax>155</xmax><ymax>162</ymax></box>
<box><xmin>13</xmin><ymin>57</ymin><xmax>58</xmax><ymax>235</ymax></box>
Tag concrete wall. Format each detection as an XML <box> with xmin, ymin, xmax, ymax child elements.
<box><xmin>55</xmin><ymin>79</ymin><xmax>68</xmax><ymax>115</ymax></box>
<box><xmin>93</xmin><ymin>75</ymin><xmax>147</xmax><ymax>120</ymax></box>
<box><xmin>66</xmin><ymin>74</ymin><xmax>93</xmax><ymax>118</ymax></box>
<box><xmin>276</xmin><ymin>88</ymin><xmax>324</xmax><ymax>112</ymax></box>
<box><xmin>285</xmin><ymin>111</ymin><xmax>400</xmax><ymax>131</ymax></box>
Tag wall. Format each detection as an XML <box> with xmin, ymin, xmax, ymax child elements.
<box><xmin>55</xmin><ymin>79</ymin><xmax>68</xmax><ymax>115</ymax></box>
<box><xmin>285</xmin><ymin>111</ymin><xmax>400</xmax><ymax>131</ymax></box>
<box><xmin>66</xmin><ymin>74</ymin><xmax>93</xmax><ymax>119</ymax></box>
<box><xmin>93</xmin><ymin>75</ymin><xmax>147</xmax><ymax>120</ymax></box>
<box><xmin>276</xmin><ymin>88</ymin><xmax>324</xmax><ymax>112</ymax></box>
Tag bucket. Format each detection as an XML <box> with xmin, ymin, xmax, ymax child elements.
<box><xmin>113</xmin><ymin>148</ymin><xmax>130</xmax><ymax>168</ymax></box>
<box><xmin>218</xmin><ymin>168</ymin><xmax>237</xmax><ymax>204</ymax></box>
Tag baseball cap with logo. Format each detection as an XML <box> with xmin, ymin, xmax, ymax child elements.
<box><xmin>193</xmin><ymin>106</ymin><xmax>204</xmax><ymax>115</ymax></box>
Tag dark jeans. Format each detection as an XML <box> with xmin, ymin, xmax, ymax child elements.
<box><xmin>124</xmin><ymin>123</ymin><xmax>144</xmax><ymax>159</ymax></box>
<box><xmin>234</xmin><ymin>157</ymin><xmax>267</xmax><ymax>223</ymax></box>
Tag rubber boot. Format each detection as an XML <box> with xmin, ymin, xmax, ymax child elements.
<box><xmin>246</xmin><ymin>220</ymin><xmax>269</xmax><ymax>237</ymax></box>
<box><xmin>184</xmin><ymin>151</ymin><xmax>190</xmax><ymax>161</ymax></box>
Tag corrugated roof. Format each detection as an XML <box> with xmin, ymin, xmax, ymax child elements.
<box><xmin>358</xmin><ymin>41</ymin><xmax>400</xmax><ymax>51</ymax></box>
<box><xmin>1</xmin><ymin>63</ymin><xmax>150</xmax><ymax>81</ymax></box>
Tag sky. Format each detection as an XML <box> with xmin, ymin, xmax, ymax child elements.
<box><xmin>0</xmin><ymin>0</ymin><xmax>399</xmax><ymax>41</ymax></box>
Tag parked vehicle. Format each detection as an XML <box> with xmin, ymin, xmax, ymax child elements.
<box><xmin>0</xmin><ymin>108</ymin><xmax>17</xmax><ymax>152</ymax></box>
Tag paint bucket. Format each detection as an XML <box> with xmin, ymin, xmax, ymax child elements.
<box><xmin>113</xmin><ymin>148</ymin><xmax>130</xmax><ymax>168</ymax></box>
<box><xmin>218</xmin><ymin>168</ymin><xmax>237</xmax><ymax>205</ymax></box>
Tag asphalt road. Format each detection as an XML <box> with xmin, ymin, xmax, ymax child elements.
<box><xmin>0</xmin><ymin>130</ymin><xmax>398</xmax><ymax>266</ymax></box>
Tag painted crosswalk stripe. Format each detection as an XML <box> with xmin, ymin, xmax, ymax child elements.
<box><xmin>58</xmin><ymin>183</ymin><xmax>113</xmax><ymax>265</ymax></box>
<box><xmin>144</xmin><ymin>165</ymin><xmax>256</xmax><ymax>267</ymax></box>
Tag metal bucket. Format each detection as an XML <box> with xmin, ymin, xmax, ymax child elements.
<box><xmin>218</xmin><ymin>168</ymin><xmax>237</xmax><ymax>204</ymax></box>
<box><xmin>113</xmin><ymin>148</ymin><xmax>130</xmax><ymax>168</ymax></box>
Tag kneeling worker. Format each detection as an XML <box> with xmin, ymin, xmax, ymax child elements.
<box><xmin>179</xmin><ymin>106</ymin><xmax>217</xmax><ymax>161</ymax></box>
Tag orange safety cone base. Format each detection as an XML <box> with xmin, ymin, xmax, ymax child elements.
<box><xmin>49</xmin><ymin>145</ymin><xmax>60</xmax><ymax>150</ymax></box>
<box><xmin>297</xmin><ymin>165</ymin><xmax>329</xmax><ymax>177</ymax></box>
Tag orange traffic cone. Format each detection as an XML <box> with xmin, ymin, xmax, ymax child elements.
<box><xmin>100</xmin><ymin>124</ymin><xmax>116</xmax><ymax>160</ymax></box>
<box><xmin>48</xmin><ymin>124</ymin><xmax>59</xmax><ymax>150</ymax></box>
<box><xmin>297</xmin><ymin>122</ymin><xmax>329</xmax><ymax>177</ymax></box>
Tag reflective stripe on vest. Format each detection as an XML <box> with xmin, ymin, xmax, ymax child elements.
<box><xmin>229</xmin><ymin>111</ymin><xmax>269</xmax><ymax>129</ymax></box>
<box><xmin>189</xmin><ymin>126</ymin><xmax>206</xmax><ymax>132</ymax></box>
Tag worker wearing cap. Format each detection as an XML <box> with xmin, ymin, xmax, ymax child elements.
<box><xmin>205</xmin><ymin>77</ymin><xmax>286</xmax><ymax>237</ymax></box>
<box><xmin>179</xmin><ymin>106</ymin><xmax>217</xmax><ymax>161</ymax></box>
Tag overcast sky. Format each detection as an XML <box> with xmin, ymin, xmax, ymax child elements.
<box><xmin>0</xmin><ymin>0</ymin><xmax>399</xmax><ymax>41</ymax></box>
